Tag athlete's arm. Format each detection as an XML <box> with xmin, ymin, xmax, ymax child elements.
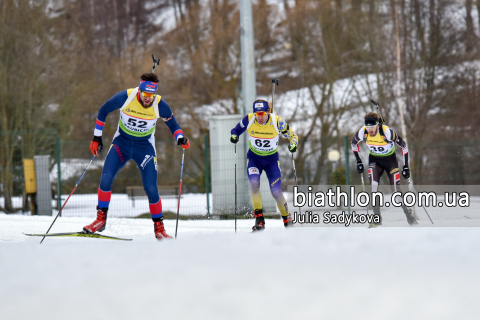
<box><xmin>157</xmin><ymin>98</ymin><xmax>184</xmax><ymax>141</ymax></box>
<box><xmin>93</xmin><ymin>90</ymin><xmax>128</xmax><ymax>137</ymax></box>
<box><xmin>388</xmin><ymin>128</ymin><xmax>409</xmax><ymax>166</ymax></box>
<box><xmin>351</xmin><ymin>127</ymin><xmax>364</xmax><ymax>163</ymax></box>
<box><xmin>231</xmin><ymin>115</ymin><xmax>250</xmax><ymax>137</ymax></box>
<box><xmin>277</xmin><ymin>116</ymin><xmax>298</xmax><ymax>145</ymax></box>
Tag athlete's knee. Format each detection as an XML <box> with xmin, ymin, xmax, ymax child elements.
<box><xmin>144</xmin><ymin>185</ymin><xmax>159</xmax><ymax>201</ymax></box>
<box><xmin>99</xmin><ymin>173</ymin><xmax>115</xmax><ymax>190</ymax></box>
<box><xmin>249</xmin><ymin>178</ymin><xmax>261</xmax><ymax>193</ymax></box>
<box><xmin>269</xmin><ymin>184</ymin><xmax>283</xmax><ymax>199</ymax></box>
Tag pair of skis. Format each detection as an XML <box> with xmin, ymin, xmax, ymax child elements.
<box><xmin>24</xmin><ymin>231</ymin><xmax>132</xmax><ymax>241</ymax></box>
<box><xmin>24</xmin><ymin>155</ymin><xmax>131</xmax><ymax>242</ymax></box>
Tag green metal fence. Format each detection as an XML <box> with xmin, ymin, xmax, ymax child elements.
<box><xmin>0</xmin><ymin>134</ymin><xmax>211</xmax><ymax>218</ymax></box>
<box><xmin>1</xmin><ymin>132</ymin><xmax>479</xmax><ymax>218</ymax></box>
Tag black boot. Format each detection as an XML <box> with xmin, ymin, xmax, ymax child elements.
<box><xmin>403</xmin><ymin>206</ymin><xmax>418</xmax><ymax>226</ymax></box>
<box><xmin>252</xmin><ymin>209</ymin><xmax>265</xmax><ymax>232</ymax></box>
<box><xmin>369</xmin><ymin>206</ymin><xmax>382</xmax><ymax>228</ymax></box>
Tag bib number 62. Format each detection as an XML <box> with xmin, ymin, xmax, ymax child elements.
<box><xmin>255</xmin><ymin>139</ymin><xmax>270</xmax><ymax>148</ymax></box>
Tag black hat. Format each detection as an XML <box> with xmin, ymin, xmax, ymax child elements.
<box><xmin>365</xmin><ymin>117</ymin><xmax>379</xmax><ymax>127</ymax></box>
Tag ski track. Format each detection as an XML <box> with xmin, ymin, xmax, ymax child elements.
<box><xmin>1</xmin><ymin>214</ymin><xmax>480</xmax><ymax>320</ymax></box>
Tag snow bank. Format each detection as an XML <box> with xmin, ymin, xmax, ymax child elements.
<box><xmin>1</xmin><ymin>215</ymin><xmax>480</xmax><ymax>320</ymax></box>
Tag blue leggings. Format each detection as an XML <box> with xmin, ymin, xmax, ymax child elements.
<box><xmin>98</xmin><ymin>135</ymin><xmax>163</xmax><ymax>219</ymax></box>
<box><xmin>247</xmin><ymin>151</ymin><xmax>289</xmax><ymax>216</ymax></box>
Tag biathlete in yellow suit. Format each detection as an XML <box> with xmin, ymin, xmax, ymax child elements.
<box><xmin>351</xmin><ymin>112</ymin><xmax>418</xmax><ymax>227</ymax></box>
<box><xmin>84</xmin><ymin>73</ymin><xmax>190</xmax><ymax>239</ymax></box>
<box><xmin>230</xmin><ymin>99</ymin><xmax>298</xmax><ymax>231</ymax></box>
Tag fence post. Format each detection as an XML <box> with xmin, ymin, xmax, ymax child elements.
<box><xmin>205</xmin><ymin>134</ymin><xmax>210</xmax><ymax>218</ymax></box>
<box><xmin>56</xmin><ymin>137</ymin><xmax>62</xmax><ymax>214</ymax></box>
<box><xmin>345</xmin><ymin>135</ymin><xmax>350</xmax><ymax>215</ymax></box>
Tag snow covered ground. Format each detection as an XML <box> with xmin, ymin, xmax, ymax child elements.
<box><xmin>2</xmin><ymin>214</ymin><xmax>480</xmax><ymax>320</ymax></box>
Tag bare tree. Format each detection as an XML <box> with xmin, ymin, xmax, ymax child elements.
<box><xmin>0</xmin><ymin>0</ymin><xmax>59</xmax><ymax>212</ymax></box>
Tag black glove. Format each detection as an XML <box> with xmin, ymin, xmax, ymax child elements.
<box><xmin>177</xmin><ymin>137</ymin><xmax>190</xmax><ymax>149</ymax></box>
<box><xmin>289</xmin><ymin>143</ymin><xmax>297</xmax><ymax>153</ymax></box>
<box><xmin>357</xmin><ymin>161</ymin><xmax>364</xmax><ymax>174</ymax></box>
<box><xmin>230</xmin><ymin>134</ymin><xmax>239</xmax><ymax>144</ymax></box>
<box><xmin>402</xmin><ymin>165</ymin><xmax>410</xmax><ymax>179</ymax></box>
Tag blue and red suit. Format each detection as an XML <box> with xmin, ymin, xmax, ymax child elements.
<box><xmin>94</xmin><ymin>87</ymin><xmax>184</xmax><ymax>221</ymax></box>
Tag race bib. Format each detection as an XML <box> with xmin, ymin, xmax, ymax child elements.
<box><xmin>248</xmin><ymin>135</ymin><xmax>279</xmax><ymax>153</ymax></box>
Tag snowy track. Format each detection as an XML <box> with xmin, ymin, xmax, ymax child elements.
<box><xmin>1</xmin><ymin>214</ymin><xmax>480</xmax><ymax>319</ymax></box>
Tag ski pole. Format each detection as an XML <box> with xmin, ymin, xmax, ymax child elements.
<box><xmin>272</xmin><ymin>78</ymin><xmax>300</xmax><ymax>224</ymax></box>
<box><xmin>40</xmin><ymin>155</ymin><xmax>96</xmax><ymax>244</ymax></box>
<box><xmin>291</xmin><ymin>153</ymin><xmax>302</xmax><ymax>222</ymax></box>
<box><xmin>360</xmin><ymin>173</ymin><xmax>370</xmax><ymax>215</ymax></box>
<box><xmin>175</xmin><ymin>149</ymin><xmax>185</xmax><ymax>239</ymax></box>
<box><xmin>234</xmin><ymin>144</ymin><xmax>237</xmax><ymax>233</ymax></box>
<box><xmin>407</xmin><ymin>178</ymin><xmax>434</xmax><ymax>224</ymax></box>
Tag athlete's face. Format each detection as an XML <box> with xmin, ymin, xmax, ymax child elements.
<box><xmin>366</xmin><ymin>125</ymin><xmax>378</xmax><ymax>136</ymax></box>
<box><xmin>139</xmin><ymin>90</ymin><xmax>155</xmax><ymax>107</ymax></box>
<box><xmin>255</xmin><ymin>111</ymin><xmax>269</xmax><ymax>124</ymax></box>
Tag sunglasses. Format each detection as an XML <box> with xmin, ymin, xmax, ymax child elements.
<box><xmin>255</xmin><ymin>111</ymin><xmax>267</xmax><ymax>117</ymax></box>
<box><xmin>365</xmin><ymin>125</ymin><xmax>378</xmax><ymax>130</ymax></box>
<box><xmin>141</xmin><ymin>91</ymin><xmax>156</xmax><ymax>98</ymax></box>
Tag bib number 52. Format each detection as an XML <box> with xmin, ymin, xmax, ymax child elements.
<box><xmin>128</xmin><ymin>118</ymin><xmax>147</xmax><ymax>128</ymax></box>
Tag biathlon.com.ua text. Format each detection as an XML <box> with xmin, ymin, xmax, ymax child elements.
<box><xmin>291</xmin><ymin>186</ymin><xmax>470</xmax><ymax>226</ymax></box>
<box><xmin>293</xmin><ymin>186</ymin><xmax>470</xmax><ymax>208</ymax></box>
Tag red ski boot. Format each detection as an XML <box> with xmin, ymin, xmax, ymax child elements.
<box><xmin>154</xmin><ymin>220</ymin><xmax>172</xmax><ymax>240</ymax></box>
<box><xmin>252</xmin><ymin>209</ymin><xmax>265</xmax><ymax>232</ymax></box>
<box><xmin>83</xmin><ymin>207</ymin><xmax>108</xmax><ymax>233</ymax></box>
<box><xmin>282</xmin><ymin>213</ymin><xmax>293</xmax><ymax>227</ymax></box>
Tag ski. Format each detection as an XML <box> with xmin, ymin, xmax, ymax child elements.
<box><xmin>23</xmin><ymin>231</ymin><xmax>132</xmax><ymax>241</ymax></box>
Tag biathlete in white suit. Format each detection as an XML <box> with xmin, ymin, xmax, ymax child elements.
<box><xmin>84</xmin><ymin>73</ymin><xmax>190</xmax><ymax>239</ymax></box>
<box><xmin>351</xmin><ymin>112</ymin><xmax>417</xmax><ymax>227</ymax></box>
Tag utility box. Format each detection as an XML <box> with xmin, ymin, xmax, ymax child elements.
<box><xmin>209</xmin><ymin>115</ymin><xmax>276</xmax><ymax>216</ymax></box>
<box><xmin>23</xmin><ymin>159</ymin><xmax>37</xmax><ymax>194</ymax></box>
<box><xmin>34</xmin><ymin>155</ymin><xmax>52</xmax><ymax>215</ymax></box>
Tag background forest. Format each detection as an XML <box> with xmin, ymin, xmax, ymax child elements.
<box><xmin>1</xmin><ymin>0</ymin><xmax>480</xmax><ymax>213</ymax></box>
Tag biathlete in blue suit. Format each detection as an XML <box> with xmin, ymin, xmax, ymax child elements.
<box><xmin>83</xmin><ymin>73</ymin><xmax>190</xmax><ymax>240</ymax></box>
<box><xmin>231</xmin><ymin>99</ymin><xmax>298</xmax><ymax>231</ymax></box>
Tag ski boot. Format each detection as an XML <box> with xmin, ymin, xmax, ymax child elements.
<box><xmin>83</xmin><ymin>206</ymin><xmax>108</xmax><ymax>233</ymax></box>
<box><xmin>154</xmin><ymin>219</ymin><xmax>172</xmax><ymax>240</ymax></box>
<box><xmin>252</xmin><ymin>209</ymin><xmax>265</xmax><ymax>232</ymax></box>
<box><xmin>368</xmin><ymin>206</ymin><xmax>382</xmax><ymax>228</ymax></box>
<box><xmin>403</xmin><ymin>207</ymin><xmax>418</xmax><ymax>226</ymax></box>
<box><xmin>282</xmin><ymin>213</ymin><xmax>293</xmax><ymax>228</ymax></box>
